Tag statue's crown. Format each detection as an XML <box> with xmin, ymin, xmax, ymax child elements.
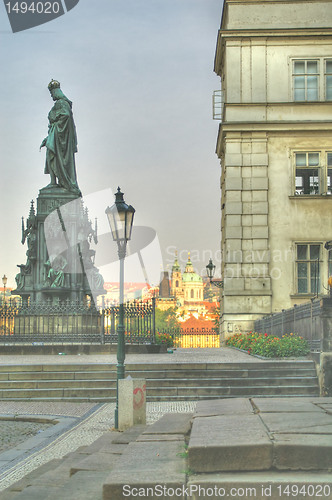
<box><xmin>48</xmin><ymin>79</ymin><xmax>60</xmax><ymax>91</ymax></box>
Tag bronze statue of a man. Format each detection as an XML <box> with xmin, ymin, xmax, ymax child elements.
<box><xmin>40</xmin><ymin>80</ymin><xmax>81</xmax><ymax>196</ymax></box>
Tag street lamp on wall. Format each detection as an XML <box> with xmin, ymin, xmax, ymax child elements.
<box><xmin>2</xmin><ymin>275</ymin><xmax>7</xmax><ymax>305</ymax></box>
<box><xmin>206</xmin><ymin>259</ymin><xmax>223</xmax><ymax>288</ymax></box>
<box><xmin>105</xmin><ymin>187</ymin><xmax>135</xmax><ymax>430</ymax></box>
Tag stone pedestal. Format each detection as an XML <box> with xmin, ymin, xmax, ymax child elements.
<box><xmin>12</xmin><ymin>184</ymin><xmax>105</xmax><ymax>306</ymax></box>
<box><xmin>118</xmin><ymin>378</ymin><xmax>146</xmax><ymax>431</ymax></box>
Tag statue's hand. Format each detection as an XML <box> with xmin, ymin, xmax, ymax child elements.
<box><xmin>40</xmin><ymin>138</ymin><xmax>47</xmax><ymax>150</ymax></box>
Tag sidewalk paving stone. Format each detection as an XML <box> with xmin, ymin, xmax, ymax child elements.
<box><xmin>194</xmin><ymin>398</ymin><xmax>253</xmax><ymax>417</ymax></box>
<box><xmin>188</xmin><ymin>414</ymin><xmax>273</xmax><ymax>472</ymax></box>
<box><xmin>261</xmin><ymin>411</ymin><xmax>332</xmax><ymax>433</ymax></box>
<box><xmin>252</xmin><ymin>397</ymin><xmax>326</xmax><ymax>413</ymax></box>
<box><xmin>103</xmin><ymin>440</ymin><xmax>186</xmax><ymax>500</ymax></box>
<box><xmin>274</xmin><ymin>433</ymin><xmax>332</xmax><ymax>470</ymax></box>
<box><xmin>142</xmin><ymin>412</ymin><xmax>193</xmax><ymax>436</ymax></box>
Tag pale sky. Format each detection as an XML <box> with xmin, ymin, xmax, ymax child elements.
<box><xmin>0</xmin><ymin>0</ymin><xmax>223</xmax><ymax>288</ymax></box>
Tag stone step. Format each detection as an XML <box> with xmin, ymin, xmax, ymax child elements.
<box><xmin>0</xmin><ymin>367</ymin><xmax>317</xmax><ymax>381</ymax></box>
<box><xmin>0</xmin><ymin>360</ymin><xmax>315</xmax><ymax>373</ymax></box>
<box><xmin>0</xmin><ymin>360</ymin><xmax>319</xmax><ymax>401</ymax></box>
<box><xmin>0</xmin><ymin>375</ymin><xmax>318</xmax><ymax>391</ymax></box>
<box><xmin>187</xmin><ymin>471</ymin><xmax>332</xmax><ymax>499</ymax></box>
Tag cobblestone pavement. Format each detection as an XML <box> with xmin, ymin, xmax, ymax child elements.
<box><xmin>0</xmin><ymin>347</ymin><xmax>273</xmax><ymax>365</ymax></box>
<box><xmin>0</xmin><ymin>401</ymin><xmax>196</xmax><ymax>493</ymax></box>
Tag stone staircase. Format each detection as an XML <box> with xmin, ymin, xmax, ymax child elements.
<box><xmin>0</xmin><ymin>360</ymin><xmax>319</xmax><ymax>401</ymax></box>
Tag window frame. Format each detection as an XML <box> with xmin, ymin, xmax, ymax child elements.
<box><xmin>291</xmin><ymin>57</ymin><xmax>332</xmax><ymax>101</ymax></box>
<box><xmin>292</xmin><ymin>150</ymin><xmax>332</xmax><ymax>196</ymax></box>
<box><xmin>325</xmin><ymin>59</ymin><xmax>332</xmax><ymax>101</ymax></box>
<box><xmin>295</xmin><ymin>243</ymin><xmax>322</xmax><ymax>295</ymax></box>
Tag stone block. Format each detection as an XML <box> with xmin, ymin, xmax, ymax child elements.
<box><xmin>225</xmin><ymin>226</ymin><xmax>242</xmax><ymax>238</ymax></box>
<box><xmin>224</xmin><ymin>202</ymin><xmax>242</xmax><ymax>214</ymax></box>
<box><xmin>252</xmin><ymin>214</ymin><xmax>267</xmax><ymax>226</ymax></box>
<box><xmin>253</xmin><ymin>239</ymin><xmax>268</xmax><ymax>250</ymax></box>
<box><xmin>252</xmin><ymin>226</ymin><xmax>269</xmax><ymax>238</ymax></box>
<box><xmin>242</xmin><ymin>202</ymin><xmax>252</xmax><ymax>214</ymax></box>
<box><xmin>251</xmin><ymin>153</ymin><xmax>268</xmax><ymax>166</ymax></box>
<box><xmin>225</xmin><ymin>178</ymin><xmax>242</xmax><ymax>190</ymax></box>
<box><xmin>226</xmin><ymin>166</ymin><xmax>242</xmax><ymax>177</ymax></box>
<box><xmin>194</xmin><ymin>398</ymin><xmax>254</xmax><ymax>417</ymax></box>
<box><xmin>225</xmin><ymin>141</ymin><xmax>241</xmax><ymax>154</ymax></box>
<box><xmin>188</xmin><ymin>415</ymin><xmax>272</xmax><ymax>473</ymax></box>
<box><xmin>252</xmin><ymin>166</ymin><xmax>268</xmax><ymax>177</ymax></box>
<box><xmin>102</xmin><ymin>441</ymin><xmax>186</xmax><ymax>500</ymax></box>
<box><xmin>274</xmin><ymin>434</ymin><xmax>332</xmax><ymax>470</ymax></box>
<box><xmin>111</xmin><ymin>425</ymin><xmax>146</xmax><ymax>444</ymax></box>
<box><xmin>241</xmin><ymin>141</ymin><xmax>252</xmax><ymax>154</ymax></box>
<box><xmin>251</xmin><ymin>201</ymin><xmax>268</xmax><ymax>214</ymax></box>
<box><xmin>136</xmin><ymin>433</ymin><xmax>184</xmax><ymax>442</ymax></box>
<box><xmin>252</xmin><ymin>140</ymin><xmax>267</xmax><ymax>153</ymax></box>
<box><xmin>241</xmin><ymin>166</ymin><xmax>252</xmax><ymax>177</ymax></box>
<box><xmin>252</xmin><ymin>190</ymin><xmax>267</xmax><ymax>201</ymax></box>
<box><xmin>245</xmin><ymin>277</ymin><xmax>271</xmax><ymax>291</ymax></box>
<box><xmin>70</xmin><ymin>451</ymin><xmax>120</xmax><ymax>476</ymax></box>
<box><xmin>242</xmin><ymin>178</ymin><xmax>252</xmax><ymax>190</ymax></box>
<box><xmin>223</xmin><ymin>277</ymin><xmax>245</xmax><ymax>292</ymax></box>
<box><xmin>242</xmin><ymin>239</ymin><xmax>253</xmax><ymax>250</ymax></box>
<box><xmin>252</xmin><ymin>398</ymin><xmax>323</xmax><ymax>414</ymax></box>
<box><xmin>226</xmin><ymin>214</ymin><xmax>241</xmax><ymax>226</ymax></box>
<box><xmin>142</xmin><ymin>413</ymin><xmax>193</xmax><ymax>436</ymax></box>
<box><xmin>227</xmin><ymin>191</ymin><xmax>242</xmax><ymax>202</ymax></box>
<box><xmin>48</xmin><ymin>471</ymin><xmax>109</xmax><ymax>500</ymax></box>
<box><xmin>252</xmin><ymin>177</ymin><xmax>268</xmax><ymax>190</ymax></box>
<box><xmin>242</xmin><ymin>191</ymin><xmax>252</xmax><ymax>201</ymax></box>
<box><xmin>242</xmin><ymin>227</ymin><xmax>252</xmax><ymax>238</ymax></box>
<box><xmin>225</xmin><ymin>153</ymin><xmax>242</xmax><ymax>166</ymax></box>
<box><xmin>118</xmin><ymin>378</ymin><xmax>146</xmax><ymax>431</ymax></box>
<box><xmin>187</xmin><ymin>471</ymin><xmax>332</xmax><ymax>500</ymax></box>
<box><xmin>225</xmin><ymin>239</ymin><xmax>242</xmax><ymax>251</ymax></box>
<box><xmin>261</xmin><ymin>412</ymin><xmax>332</xmax><ymax>434</ymax></box>
<box><xmin>242</xmin><ymin>215</ymin><xmax>252</xmax><ymax>226</ymax></box>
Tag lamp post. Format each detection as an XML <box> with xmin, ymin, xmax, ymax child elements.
<box><xmin>105</xmin><ymin>187</ymin><xmax>135</xmax><ymax>429</ymax></box>
<box><xmin>2</xmin><ymin>275</ymin><xmax>7</xmax><ymax>306</ymax></box>
<box><xmin>206</xmin><ymin>259</ymin><xmax>223</xmax><ymax>288</ymax></box>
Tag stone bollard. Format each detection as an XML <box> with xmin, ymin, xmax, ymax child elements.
<box><xmin>118</xmin><ymin>378</ymin><xmax>146</xmax><ymax>431</ymax></box>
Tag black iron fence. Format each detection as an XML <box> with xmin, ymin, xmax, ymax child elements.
<box><xmin>254</xmin><ymin>297</ymin><xmax>332</xmax><ymax>352</ymax></box>
<box><xmin>0</xmin><ymin>299</ymin><xmax>155</xmax><ymax>345</ymax></box>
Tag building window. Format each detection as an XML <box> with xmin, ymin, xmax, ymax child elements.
<box><xmin>175</xmin><ymin>280</ymin><xmax>179</xmax><ymax>288</ymax></box>
<box><xmin>293</xmin><ymin>60</ymin><xmax>319</xmax><ymax>101</ymax></box>
<box><xmin>190</xmin><ymin>289</ymin><xmax>194</xmax><ymax>299</ymax></box>
<box><xmin>296</xmin><ymin>244</ymin><xmax>321</xmax><ymax>294</ymax></box>
<box><xmin>295</xmin><ymin>152</ymin><xmax>320</xmax><ymax>195</ymax></box>
<box><xmin>328</xmin><ymin>249</ymin><xmax>332</xmax><ymax>278</ymax></box>
<box><xmin>326</xmin><ymin>59</ymin><xmax>332</xmax><ymax>101</ymax></box>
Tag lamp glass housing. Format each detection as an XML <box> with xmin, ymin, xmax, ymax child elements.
<box><xmin>206</xmin><ymin>259</ymin><xmax>216</xmax><ymax>280</ymax></box>
<box><xmin>105</xmin><ymin>188</ymin><xmax>135</xmax><ymax>243</ymax></box>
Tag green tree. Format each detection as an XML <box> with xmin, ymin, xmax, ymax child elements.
<box><xmin>155</xmin><ymin>307</ymin><xmax>180</xmax><ymax>331</ymax></box>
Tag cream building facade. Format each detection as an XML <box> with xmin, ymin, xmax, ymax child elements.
<box><xmin>214</xmin><ymin>0</ymin><xmax>332</xmax><ymax>337</ymax></box>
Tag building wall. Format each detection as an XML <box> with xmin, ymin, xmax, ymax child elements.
<box><xmin>215</xmin><ymin>0</ymin><xmax>332</xmax><ymax>338</ymax></box>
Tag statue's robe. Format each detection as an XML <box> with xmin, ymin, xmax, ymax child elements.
<box><xmin>45</xmin><ymin>97</ymin><xmax>81</xmax><ymax>196</ymax></box>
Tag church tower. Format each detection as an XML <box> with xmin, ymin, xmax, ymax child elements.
<box><xmin>170</xmin><ymin>253</ymin><xmax>183</xmax><ymax>300</ymax></box>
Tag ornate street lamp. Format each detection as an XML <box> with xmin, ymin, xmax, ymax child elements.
<box><xmin>2</xmin><ymin>275</ymin><xmax>7</xmax><ymax>305</ymax></box>
<box><xmin>105</xmin><ymin>187</ymin><xmax>135</xmax><ymax>429</ymax></box>
<box><xmin>206</xmin><ymin>259</ymin><xmax>223</xmax><ymax>288</ymax></box>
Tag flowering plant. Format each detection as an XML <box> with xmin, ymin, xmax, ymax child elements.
<box><xmin>225</xmin><ymin>331</ymin><xmax>309</xmax><ymax>358</ymax></box>
<box><xmin>155</xmin><ymin>332</ymin><xmax>174</xmax><ymax>347</ymax></box>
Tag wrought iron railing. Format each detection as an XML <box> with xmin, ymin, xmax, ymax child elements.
<box><xmin>0</xmin><ymin>298</ymin><xmax>155</xmax><ymax>345</ymax></box>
